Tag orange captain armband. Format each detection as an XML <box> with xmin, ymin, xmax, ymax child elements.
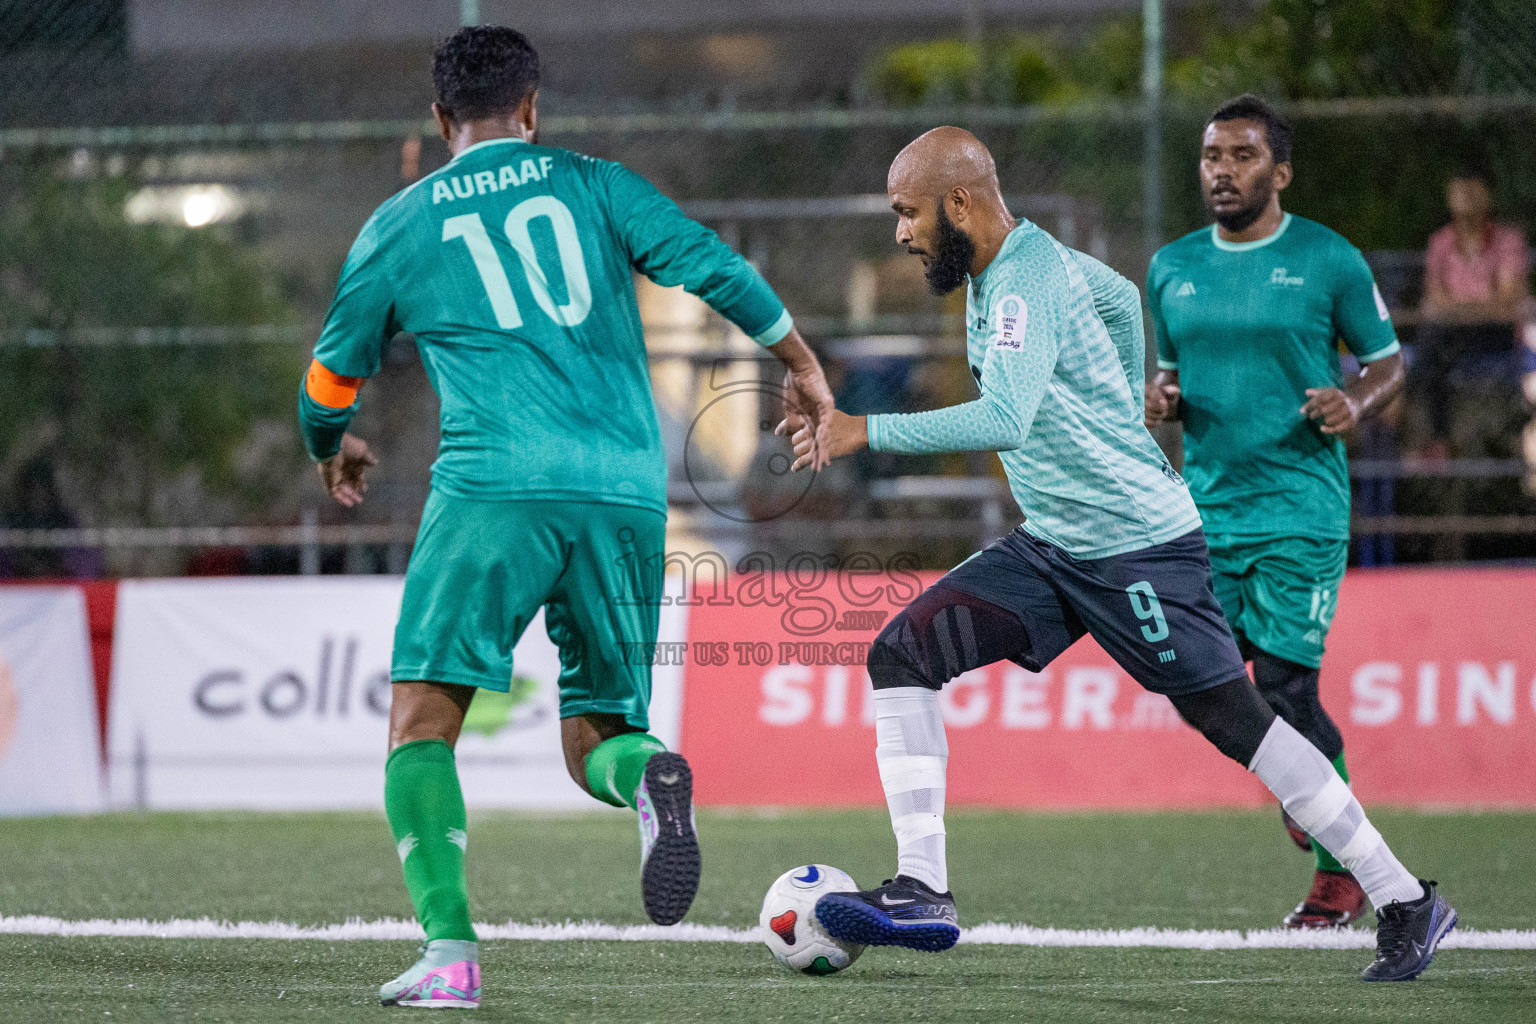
<box><xmin>305</xmin><ymin>359</ymin><xmax>364</xmax><ymax>409</ymax></box>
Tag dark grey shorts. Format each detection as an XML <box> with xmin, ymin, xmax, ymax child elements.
<box><xmin>872</xmin><ymin>527</ymin><xmax>1248</xmax><ymax>697</ymax></box>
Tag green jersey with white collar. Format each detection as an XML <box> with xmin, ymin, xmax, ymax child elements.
<box><xmin>1146</xmin><ymin>213</ymin><xmax>1400</xmax><ymax>541</ymax></box>
<box><xmin>868</xmin><ymin>221</ymin><xmax>1201</xmax><ymax>560</ymax></box>
<box><xmin>298</xmin><ymin>137</ymin><xmax>793</xmax><ymax>514</ymax></box>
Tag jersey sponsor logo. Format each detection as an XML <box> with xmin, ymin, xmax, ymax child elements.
<box><xmin>1373</xmin><ymin>283</ymin><xmax>1391</xmax><ymax>321</ymax></box>
<box><xmin>1269</xmin><ymin>267</ymin><xmax>1305</xmax><ymax>287</ymax></box>
<box><xmin>994</xmin><ymin>295</ymin><xmax>1026</xmax><ymax>349</ymax></box>
<box><xmin>1175</xmin><ymin>282</ymin><xmax>1196</xmax><ymax>297</ymax></box>
<box><xmin>431</xmin><ymin>155</ymin><xmax>556</xmax><ymax>204</ymax></box>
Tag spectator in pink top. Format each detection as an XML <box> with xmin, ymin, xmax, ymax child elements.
<box><xmin>1412</xmin><ymin>171</ymin><xmax>1531</xmax><ymax>453</ymax></box>
<box><xmin>1423</xmin><ymin>175</ymin><xmax>1528</xmax><ymax>323</ymax></box>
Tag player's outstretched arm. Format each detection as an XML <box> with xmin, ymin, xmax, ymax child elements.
<box><xmin>767</xmin><ymin>328</ymin><xmax>836</xmax><ymax>472</ymax></box>
<box><xmin>1145</xmin><ymin>368</ymin><xmax>1182</xmax><ymax>428</ymax></box>
<box><xmin>786</xmin><ymin>409</ymin><xmax>866</xmax><ymax>472</ymax></box>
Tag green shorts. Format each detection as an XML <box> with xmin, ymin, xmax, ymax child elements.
<box><xmin>1206</xmin><ymin>534</ymin><xmax>1348</xmax><ymax>670</ymax></box>
<box><xmin>391</xmin><ymin>492</ymin><xmax>666</xmax><ymax>729</ymax></box>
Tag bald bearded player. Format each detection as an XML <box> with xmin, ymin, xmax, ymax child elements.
<box><xmin>788</xmin><ymin>128</ymin><xmax>1456</xmax><ymax>983</ymax></box>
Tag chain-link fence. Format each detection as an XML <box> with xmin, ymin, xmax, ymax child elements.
<box><xmin>3</xmin><ymin>2</ymin><xmax>1536</xmax><ymax>576</ymax></box>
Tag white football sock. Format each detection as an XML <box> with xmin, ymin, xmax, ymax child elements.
<box><xmin>873</xmin><ymin>686</ymin><xmax>949</xmax><ymax>893</ymax></box>
<box><xmin>1248</xmin><ymin>718</ymin><xmax>1423</xmax><ymax>909</ymax></box>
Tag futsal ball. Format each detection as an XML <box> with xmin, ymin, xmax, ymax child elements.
<box><xmin>759</xmin><ymin>864</ymin><xmax>866</xmax><ymax>975</ymax></box>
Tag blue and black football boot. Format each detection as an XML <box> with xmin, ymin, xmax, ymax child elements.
<box><xmin>1360</xmin><ymin>880</ymin><xmax>1457</xmax><ymax>982</ymax></box>
<box><xmin>815</xmin><ymin>875</ymin><xmax>960</xmax><ymax>952</ymax></box>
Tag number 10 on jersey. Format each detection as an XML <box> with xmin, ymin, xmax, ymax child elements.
<box><xmin>442</xmin><ymin>196</ymin><xmax>593</xmax><ymax>329</ymax></box>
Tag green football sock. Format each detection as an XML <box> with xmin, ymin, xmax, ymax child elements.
<box><xmin>384</xmin><ymin>739</ymin><xmax>476</xmax><ymax>942</ymax></box>
<box><xmin>1313</xmin><ymin>752</ymin><xmax>1351</xmax><ymax>873</ymax></box>
<box><xmin>584</xmin><ymin>732</ymin><xmax>667</xmax><ymax>809</ymax></box>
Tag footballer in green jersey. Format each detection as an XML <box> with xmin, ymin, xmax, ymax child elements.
<box><xmin>1145</xmin><ymin>95</ymin><xmax>1406</xmax><ymax>929</ymax></box>
<box><xmin>297</xmin><ymin>27</ymin><xmax>835</xmax><ymax>1007</ymax></box>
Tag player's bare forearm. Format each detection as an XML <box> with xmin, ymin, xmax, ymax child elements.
<box><xmin>1301</xmin><ymin>352</ymin><xmax>1404</xmax><ymax>435</ymax></box>
<box><xmin>1145</xmin><ymin>369</ymin><xmax>1182</xmax><ymax>428</ymax></box>
<box><xmin>790</xmin><ymin>409</ymin><xmax>866</xmax><ymax>471</ymax></box>
<box><xmin>767</xmin><ymin>328</ymin><xmax>819</xmax><ymax>375</ymax></box>
<box><xmin>769</xmin><ymin>328</ymin><xmax>835</xmax><ymax>471</ymax></box>
<box><xmin>1346</xmin><ymin>351</ymin><xmax>1405</xmax><ymax>420</ymax></box>
<box><xmin>317</xmin><ymin>432</ymin><xmax>378</xmax><ymax>508</ymax></box>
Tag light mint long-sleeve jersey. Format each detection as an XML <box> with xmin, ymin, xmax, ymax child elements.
<box><xmin>868</xmin><ymin>222</ymin><xmax>1200</xmax><ymax>559</ymax></box>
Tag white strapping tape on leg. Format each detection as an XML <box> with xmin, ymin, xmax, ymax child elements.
<box><xmin>893</xmin><ymin>812</ymin><xmax>946</xmax><ymax>845</ymax></box>
<box><xmin>877</xmin><ymin>755</ymin><xmax>947</xmax><ymax>795</ymax></box>
<box><xmin>1335</xmin><ymin>818</ymin><xmax>1385</xmax><ymax>868</ymax></box>
<box><xmin>1290</xmin><ymin>775</ymin><xmax>1353</xmax><ymax>836</ymax></box>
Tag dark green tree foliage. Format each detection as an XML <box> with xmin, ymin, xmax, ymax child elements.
<box><xmin>1170</xmin><ymin>0</ymin><xmax>1461</xmax><ymax>99</ymax></box>
<box><xmin>866</xmin><ymin>1</ymin><xmax>1467</xmax><ymax>107</ymax></box>
<box><xmin>868</xmin><ymin>35</ymin><xmax>1080</xmax><ymax>107</ymax></box>
<box><xmin>860</xmin><ymin>1</ymin><xmax>1536</xmax><ymax>254</ymax></box>
<box><xmin>0</xmin><ymin>163</ymin><xmax>302</xmax><ymax>529</ymax></box>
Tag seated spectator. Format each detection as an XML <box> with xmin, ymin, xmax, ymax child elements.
<box><xmin>1412</xmin><ymin>170</ymin><xmax>1530</xmax><ymax>457</ymax></box>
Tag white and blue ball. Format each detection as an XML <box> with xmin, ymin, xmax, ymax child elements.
<box><xmin>759</xmin><ymin>864</ymin><xmax>865</xmax><ymax>975</ymax></box>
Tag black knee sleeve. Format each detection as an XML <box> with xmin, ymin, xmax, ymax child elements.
<box><xmin>868</xmin><ymin>585</ymin><xmax>1029</xmax><ymax>691</ymax></box>
<box><xmin>1169</xmin><ymin>677</ymin><xmax>1277</xmax><ymax>766</ymax></box>
<box><xmin>867</xmin><ymin>615</ymin><xmax>935</xmax><ymax>690</ymax></box>
<box><xmin>1251</xmin><ymin>650</ymin><xmax>1343</xmax><ymax>761</ymax></box>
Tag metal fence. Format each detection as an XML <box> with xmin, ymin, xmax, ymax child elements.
<box><xmin>4</xmin><ymin>4</ymin><xmax>1536</xmax><ymax>574</ymax></box>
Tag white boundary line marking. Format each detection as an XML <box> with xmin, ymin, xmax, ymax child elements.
<box><xmin>2</xmin><ymin>916</ymin><xmax>1534</xmax><ymax>950</ymax></box>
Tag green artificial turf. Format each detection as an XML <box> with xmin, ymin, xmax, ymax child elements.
<box><xmin>2</xmin><ymin>808</ymin><xmax>1532</xmax><ymax>1022</ymax></box>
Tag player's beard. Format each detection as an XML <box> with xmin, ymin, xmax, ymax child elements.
<box><xmin>1206</xmin><ymin>176</ymin><xmax>1274</xmax><ymax>233</ymax></box>
<box><xmin>922</xmin><ymin>202</ymin><xmax>976</xmax><ymax>295</ymax></box>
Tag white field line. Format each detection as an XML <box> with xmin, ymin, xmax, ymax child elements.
<box><xmin>2</xmin><ymin>916</ymin><xmax>1534</xmax><ymax>950</ymax></box>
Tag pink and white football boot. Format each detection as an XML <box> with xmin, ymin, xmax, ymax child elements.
<box><xmin>379</xmin><ymin>939</ymin><xmax>481</xmax><ymax>1009</ymax></box>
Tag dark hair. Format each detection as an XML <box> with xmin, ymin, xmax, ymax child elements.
<box><xmin>1210</xmin><ymin>93</ymin><xmax>1292</xmax><ymax>166</ymax></box>
<box><xmin>1449</xmin><ymin>162</ymin><xmax>1492</xmax><ymax>186</ymax></box>
<box><xmin>432</xmin><ymin>26</ymin><xmax>540</xmax><ymax>122</ymax></box>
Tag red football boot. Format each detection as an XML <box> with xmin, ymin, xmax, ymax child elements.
<box><xmin>1284</xmin><ymin>869</ymin><xmax>1370</xmax><ymax>928</ymax></box>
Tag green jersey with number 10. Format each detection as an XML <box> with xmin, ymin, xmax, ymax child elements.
<box><xmin>299</xmin><ymin>136</ymin><xmax>793</xmax><ymax>514</ymax></box>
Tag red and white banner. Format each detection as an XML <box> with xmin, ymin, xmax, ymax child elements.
<box><xmin>1327</xmin><ymin>568</ymin><xmax>1536</xmax><ymax>806</ymax></box>
<box><xmin>0</xmin><ymin>586</ymin><xmax>104</xmax><ymax>816</ymax></box>
<box><xmin>679</xmin><ymin>568</ymin><xmax>1536</xmax><ymax>809</ymax></box>
<box><xmin>105</xmin><ymin>578</ymin><xmax>688</xmax><ymax>811</ymax></box>
<box><xmin>10</xmin><ymin>564</ymin><xmax>1528</xmax><ymax>814</ymax></box>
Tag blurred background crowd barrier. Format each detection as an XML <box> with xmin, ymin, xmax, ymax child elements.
<box><xmin>6</xmin><ymin>569</ymin><xmax>1534</xmax><ymax>814</ymax></box>
<box><xmin>3</xmin><ymin>0</ymin><xmax>1536</xmax><ymax>579</ymax></box>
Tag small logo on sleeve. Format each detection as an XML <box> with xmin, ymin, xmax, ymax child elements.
<box><xmin>1175</xmin><ymin>282</ymin><xmax>1196</xmax><ymax>297</ymax></box>
<box><xmin>1372</xmin><ymin>283</ymin><xmax>1390</xmax><ymax>321</ymax></box>
<box><xmin>994</xmin><ymin>295</ymin><xmax>1026</xmax><ymax>349</ymax></box>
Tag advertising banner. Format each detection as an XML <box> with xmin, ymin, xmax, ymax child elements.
<box><xmin>0</xmin><ymin>586</ymin><xmax>104</xmax><ymax>816</ymax></box>
<box><xmin>106</xmin><ymin>578</ymin><xmax>688</xmax><ymax>811</ymax></box>
<box><xmin>1326</xmin><ymin>568</ymin><xmax>1536</xmax><ymax>806</ymax></box>
<box><xmin>679</xmin><ymin>566</ymin><xmax>1536</xmax><ymax>809</ymax></box>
